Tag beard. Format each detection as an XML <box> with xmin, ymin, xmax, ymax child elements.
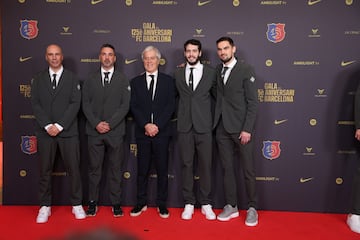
<box><xmin>186</xmin><ymin>56</ymin><xmax>201</xmax><ymax>66</ymax></box>
<box><xmin>221</xmin><ymin>56</ymin><xmax>233</xmax><ymax>64</ymax></box>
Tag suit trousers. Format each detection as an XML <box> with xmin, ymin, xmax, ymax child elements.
<box><xmin>178</xmin><ymin>130</ymin><xmax>212</xmax><ymax>205</ymax></box>
<box><xmin>351</xmin><ymin>164</ymin><xmax>360</xmax><ymax>215</ymax></box>
<box><xmin>37</xmin><ymin>136</ymin><xmax>82</xmax><ymax>206</ymax></box>
<box><xmin>87</xmin><ymin>135</ymin><xmax>124</xmax><ymax>205</ymax></box>
<box><xmin>215</xmin><ymin>119</ymin><xmax>258</xmax><ymax>208</ymax></box>
<box><xmin>136</xmin><ymin>136</ymin><xmax>170</xmax><ymax>207</ymax></box>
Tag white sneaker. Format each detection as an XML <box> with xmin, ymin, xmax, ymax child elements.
<box><xmin>347</xmin><ymin>214</ymin><xmax>360</xmax><ymax>234</ymax></box>
<box><xmin>181</xmin><ymin>204</ymin><xmax>194</xmax><ymax>220</ymax></box>
<box><xmin>36</xmin><ymin>206</ymin><xmax>51</xmax><ymax>223</ymax></box>
<box><xmin>72</xmin><ymin>205</ymin><xmax>86</xmax><ymax>220</ymax></box>
<box><xmin>201</xmin><ymin>204</ymin><xmax>216</xmax><ymax>220</ymax></box>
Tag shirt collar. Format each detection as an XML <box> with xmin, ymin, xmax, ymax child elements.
<box><xmin>101</xmin><ymin>67</ymin><xmax>114</xmax><ymax>75</ymax></box>
<box><xmin>49</xmin><ymin>66</ymin><xmax>64</xmax><ymax>77</ymax></box>
<box><xmin>186</xmin><ymin>61</ymin><xmax>202</xmax><ymax>70</ymax></box>
<box><xmin>223</xmin><ymin>57</ymin><xmax>237</xmax><ymax>69</ymax></box>
<box><xmin>146</xmin><ymin>70</ymin><xmax>158</xmax><ymax>79</ymax></box>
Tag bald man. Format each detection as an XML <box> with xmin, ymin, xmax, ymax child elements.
<box><xmin>31</xmin><ymin>44</ymin><xmax>85</xmax><ymax>223</ymax></box>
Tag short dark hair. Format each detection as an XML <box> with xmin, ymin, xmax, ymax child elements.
<box><xmin>100</xmin><ymin>43</ymin><xmax>115</xmax><ymax>52</ymax></box>
<box><xmin>216</xmin><ymin>36</ymin><xmax>234</xmax><ymax>47</ymax></box>
<box><xmin>184</xmin><ymin>39</ymin><xmax>202</xmax><ymax>52</ymax></box>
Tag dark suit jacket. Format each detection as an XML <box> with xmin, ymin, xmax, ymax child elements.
<box><xmin>31</xmin><ymin>68</ymin><xmax>81</xmax><ymax>138</ymax></box>
<box><xmin>130</xmin><ymin>72</ymin><xmax>176</xmax><ymax>138</ymax></box>
<box><xmin>82</xmin><ymin>69</ymin><xmax>130</xmax><ymax>137</ymax></box>
<box><xmin>175</xmin><ymin>64</ymin><xmax>216</xmax><ymax>133</ymax></box>
<box><xmin>213</xmin><ymin>61</ymin><xmax>258</xmax><ymax>134</ymax></box>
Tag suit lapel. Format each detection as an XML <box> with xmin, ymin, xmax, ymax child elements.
<box><xmin>153</xmin><ymin>73</ymin><xmax>160</xmax><ymax>101</ymax></box>
<box><xmin>224</xmin><ymin>62</ymin><xmax>240</xmax><ymax>87</ymax></box>
<box><xmin>195</xmin><ymin>67</ymin><xmax>209</xmax><ymax>93</ymax></box>
<box><xmin>180</xmin><ymin>69</ymin><xmax>191</xmax><ymax>93</ymax></box>
<box><xmin>53</xmin><ymin>70</ymin><xmax>66</xmax><ymax>96</ymax></box>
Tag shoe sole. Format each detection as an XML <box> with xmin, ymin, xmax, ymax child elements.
<box><xmin>74</xmin><ymin>214</ymin><xmax>86</xmax><ymax>220</ymax></box>
<box><xmin>245</xmin><ymin>220</ymin><xmax>258</xmax><ymax>227</ymax></box>
<box><xmin>36</xmin><ymin>219</ymin><xmax>48</xmax><ymax>224</ymax></box>
<box><xmin>86</xmin><ymin>210</ymin><xmax>97</xmax><ymax>217</ymax></box>
<box><xmin>159</xmin><ymin>213</ymin><xmax>170</xmax><ymax>219</ymax></box>
<box><xmin>181</xmin><ymin>213</ymin><xmax>193</xmax><ymax>220</ymax></box>
<box><xmin>158</xmin><ymin>208</ymin><xmax>170</xmax><ymax>218</ymax></box>
<box><xmin>217</xmin><ymin>212</ymin><xmax>239</xmax><ymax>221</ymax></box>
<box><xmin>158</xmin><ymin>208</ymin><xmax>169</xmax><ymax>219</ymax></box>
<box><xmin>113</xmin><ymin>213</ymin><xmax>124</xmax><ymax>217</ymax></box>
<box><xmin>130</xmin><ymin>206</ymin><xmax>147</xmax><ymax>217</ymax></box>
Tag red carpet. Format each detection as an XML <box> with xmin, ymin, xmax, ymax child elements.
<box><xmin>0</xmin><ymin>206</ymin><xmax>359</xmax><ymax>240</ymax></box>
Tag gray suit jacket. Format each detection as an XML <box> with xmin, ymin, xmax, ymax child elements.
<box><xmin>213</xmin><ymin>61</ymin><xmax>258</xmax><ymax>134</ymax></box>
<box><xmin>175</xmin><ymin>64</ymin><xmax>216</xmax><ymax>133</ymax></box>
<box><xmin>30</xmin><ymin>68</ymin><xmax>81</xmax><ymax>138</ymax></box>
<box><xmin>82</xmin><ymin>69</ymin><xmax>130</xmax><ymax>137</ymax></box>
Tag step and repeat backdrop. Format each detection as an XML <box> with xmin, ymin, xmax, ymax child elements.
<box><xmin>2</xmin><ymin>0</ymin><xmax>360</xmax><ymax>213</ymax></box>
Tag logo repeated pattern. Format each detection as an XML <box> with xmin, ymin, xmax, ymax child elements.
<box><xmin>2</xmin><ymin>1</ymin><xmax>360</xmax><ymax>212</ymax></box>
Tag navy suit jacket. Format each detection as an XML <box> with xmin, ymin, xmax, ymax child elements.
<box><xmin>130</xmin><ymin>72</ymin><xmax>176</xmax><ymax>138</ymax></box>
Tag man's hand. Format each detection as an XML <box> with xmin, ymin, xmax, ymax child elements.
<box><xmin>47</xmin><ymin>124</ymin><xmax>61</xmax><ymax>137</ymax></box>
<box><xmin>239</xmin><ymin>131</ymin><xmax>251</xmax><ymax>145</ymax></box>
<box><xmin>145</xmin><ymin>123</ymin><xmax>159</xmax><ymax>137</ymax></box>
<box><xmin>355</xmin><ymin>129</ymin><xmax>360</xmax><ymax>141</ymax></box>
<box><xmin>96</xmin><ymin>121</ymin><xmax>110</xmax><ymax>134</ymax></box>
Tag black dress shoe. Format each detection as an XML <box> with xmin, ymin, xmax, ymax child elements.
<box><xmin>112</xmin><ymin>204</ymin><xmax>124</xmax><ymax>217</ymax></box>
<box><xmin>130</xmin><ymin>204</ymin><xmax>147</xmax><ymax>217</ymax></box>
<box><xmin>86</xmin><ymin>200</ymin><xmax>97</xmax><ymax>216</ymax></box>
<box><xmin>158</xmin><ymin>205</ymin><xmax>169</xmax><ymax>218</ymax></box>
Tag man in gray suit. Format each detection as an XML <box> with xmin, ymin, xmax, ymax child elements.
<box><xmin>31</xmin><ymin>44</ymin><xmax>85</xmax><ymax>223</ymax></box>
<box><xmin>174</xmin><ymin>39</ymin><xmax>217</xmax><ymax>220</ymax></box>
<box><xmin>214</xmin><ymin>36</ymin><xmax>259</xmax><ymax>226</ymax></box>
<box><xmin>82</xmin><ymin>43</ymin><xmax>130</xmax><ymax>217</ymax></box>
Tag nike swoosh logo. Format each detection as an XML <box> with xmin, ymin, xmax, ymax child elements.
<box><xmin>300</xmin><ymin>177</ymin><xmax>313</xmax><ymax>183</ymax></box>
<box><xmin>308</xmin><ymin>0</ymin><xmax>321</xmax><ymax>6</ymax></box>
<box><xmin>91</xmin><ymin>0</ymin><xmax>104</xmax><ymax>5</ymax></box>
<box><xmin>274</xmin><ymin>119</ymin><xmax>288</xmax><ymax>125</ymax></box>
<box><xmin>198</xmin><ymin>0</ymin><xmax>211</xmax><ymax>6</ymax></box>
<box><xmin>19</xmin><ymin>56</ymin><xmax>32</xmax><ymax>62</ymax></box>
<box><xmin>125</xmin><ymin>59</ymin><xmax>137</xmax><ymax>64</ymax></box>
<box><xmin>341</xmin><ymin>60</ymin><xmax>356</xmax><ymax>67</ymax></box>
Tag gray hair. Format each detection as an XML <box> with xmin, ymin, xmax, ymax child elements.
<box><xmin>141</xmin><ymin>46</ymin><xmax>161</xmax><ymax>60</ymax></box>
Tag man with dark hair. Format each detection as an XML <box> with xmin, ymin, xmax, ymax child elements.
<box><xmin>82</xmin><ymin>43</ymin><xmax>130</xmax><ymax>217</ymax></box>
<box><xmin>31</xmin><ymin>44</ymin><xmax>85</xmax><ymax>223</ymax></box>
<box><xmin>214</xmin><ymin>36</ymin><xmax>259</xmax><ymax>226</ymax></box>
<box><xmin>130</xmin><ymin>46</ymin><xmax>176</xmax><ymax>218</ymax></box>
<box><xmin>174</xmin><ymin>39</ymin><xmax>217</xmax><ymax>220</ymax></box>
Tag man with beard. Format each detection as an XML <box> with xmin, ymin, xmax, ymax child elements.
<box><xmin>82</xmin><ymin>43</ymin><xmax>130</xmax><ymax>217</ymax></box>
<box><xmin>174</xmin><ymin>39</ymin><xmax>217</xmax><ymax>220</ymax></box>
<box><xmin>214</xmin><ymin>36</ymin><xmax>259</xmax><ymax>226</ymax></box>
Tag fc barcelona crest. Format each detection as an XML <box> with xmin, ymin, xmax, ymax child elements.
<box><xmin>21</xmin><ymin>136</ymin><xmax>37</xmax><ymax>154</ymax></box>
<box><xmin>262</xmin><ymin>141</ymin><xmax>281</xmax><ymax>160</ymax></box>
<box><xmin>266</xmin><ymin>23</ymin><xmax>286</xmax><ymax>43</ymax></box>
<box><xmin>20</xmin><ymin>20</ymin><xmax>39</xmax><ymax>40</ymax></box>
